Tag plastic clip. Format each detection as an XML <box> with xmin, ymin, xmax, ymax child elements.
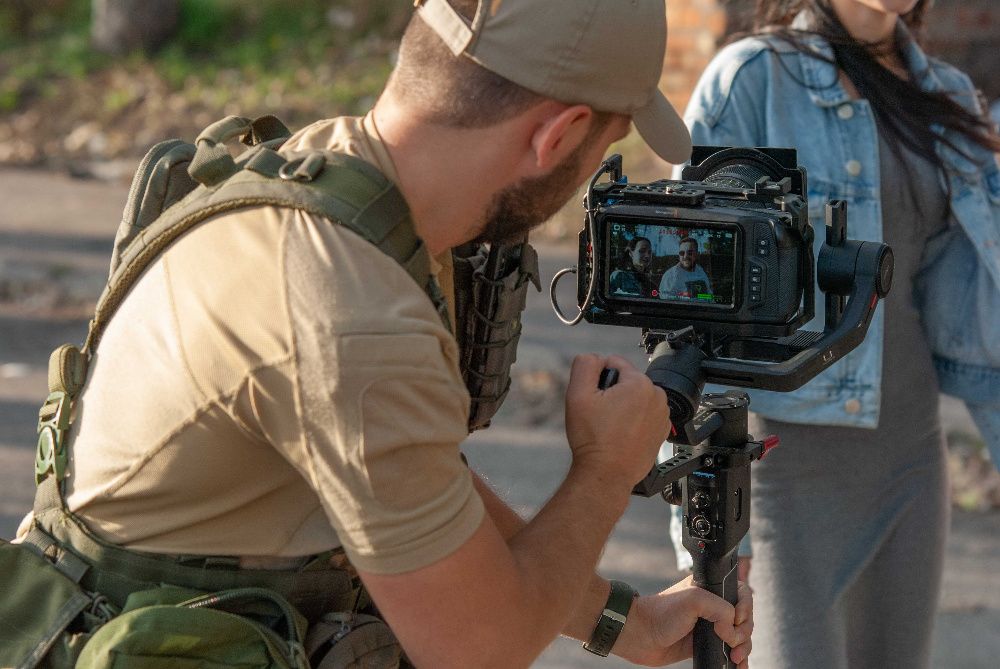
<box><xmin>35</xmin><ymin>391</ymin><xmax>72</xmax><ymax>484</ymax></box>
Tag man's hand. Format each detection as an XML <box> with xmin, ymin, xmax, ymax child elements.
<box><xmin>564</xmin><ymin>354</ymin><xmax>670</xmax><ymax>485</ymax></box>
<box><xmin>613</xmin><ymin>576</ymin><xmax>754</xmax><ymax>668</ymax></box>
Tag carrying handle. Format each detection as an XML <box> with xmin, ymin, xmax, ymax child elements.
<box><xmin>188</xmin><ymin>115</ymin><xmax>291</xmax><ymax>187</ymax></box>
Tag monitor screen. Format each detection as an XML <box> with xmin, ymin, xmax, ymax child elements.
<box><xmin>606</xmin><ymin>219</ymin><xmax>738</xmax><ymax>307</ymax></box>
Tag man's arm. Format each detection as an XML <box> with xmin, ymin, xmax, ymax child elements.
<box><xmin>471</xmin><ymin>469</ymin><xmax>754</xmax><ymax>668</ymax></box>
<box><xmin>360</xmin><ymin>355</ymin><xmax>750</xmax><ymax>668</ymax></box>
<box><xmin>469</xmin><ymin>470</ymin><xmax>611</xmax><ymax>642</ymax></box>
<box><xmin>657</xmin><ymin>267</ymin><xmax>675</xmax><ymax>298</ymax></box>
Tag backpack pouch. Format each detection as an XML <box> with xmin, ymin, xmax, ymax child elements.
<box><xmin>0</xmin><ymin>538</ymin><xmax>94</xmax><ymax>669</ymax></box>
<box><xmin>76</xmin><ymin>587</ymin><xmax>309</xmax><ymax>669</ymax></box>
<box><xmin>305</xmin><ymin>612</ymin><xmax>403</xmax><ymax>669</ymax></box>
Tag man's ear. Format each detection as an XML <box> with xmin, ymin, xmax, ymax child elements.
<box><xmin>529</xmin><ymin>104</ymin><xmax>594</xmax><ymax>172</ymax></box>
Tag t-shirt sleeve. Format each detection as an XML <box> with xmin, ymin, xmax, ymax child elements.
<box><xmin>258</xmin><ymin>211</ymin><xmax>484</xmax><ymax>574</ymax></box>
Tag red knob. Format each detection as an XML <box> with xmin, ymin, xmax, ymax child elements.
<box><xmin>760</xmin><ymin>435</ymin><xmax>780</xmax><ymax>460</ymax></box>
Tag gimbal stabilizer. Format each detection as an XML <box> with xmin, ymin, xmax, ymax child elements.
<box><xmin>595</xmin><ymin>203</ymin><xmax>894</xmax><ymax>669</ymax></box>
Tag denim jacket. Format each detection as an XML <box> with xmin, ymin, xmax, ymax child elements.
<box><xmin>678</xmin><ymin>21</ymin><xmax>1000</xmax><ymax>460</ymax></box>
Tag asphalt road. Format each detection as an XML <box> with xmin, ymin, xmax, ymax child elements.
<box><xmin>1</xmin><ymin>168</ymin><xmax>997</xmax><ymax>667</ymax></box>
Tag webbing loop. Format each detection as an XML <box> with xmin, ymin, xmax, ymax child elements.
<box><xmin>279</xmin><ymin>152</ymin><xmax>326</xmax><ymax>182</ymax></box>
<box><xmin>189</xmin><ymin>115</ymin><xmax>292</xmax><ymax>187</ymax></box>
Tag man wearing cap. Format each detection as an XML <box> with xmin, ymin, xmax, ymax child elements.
<box><xmin>32</xmin><ymin>1</ymin><xmax>752</xmax><ymax>667</ymax></box>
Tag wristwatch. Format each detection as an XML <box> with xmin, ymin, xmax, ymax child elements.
<box><xmin>582</xmin><ymin>580</ymin><xmax>637</xmax><ymax>657</ymax></box>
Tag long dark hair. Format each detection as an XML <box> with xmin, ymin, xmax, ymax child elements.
<box><xmin>745</xmin><ymin>0</ymin><xmax>1000</xmax><ymax>173</ymax></box>
<box><xmin>619</xmin><ymin>236</ymin><xmax>652</xmax><ymax>271</ymax></box>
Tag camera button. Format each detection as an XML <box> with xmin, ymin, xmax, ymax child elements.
<box><xmin>844</xmin><ymin>398</ymin><xmax>862</xmax><ymax>414</ymax></box>
<box><xmin>837</xmin><ymin>104</ymin><xmax>855</xmax><ymax>120</ymax></box>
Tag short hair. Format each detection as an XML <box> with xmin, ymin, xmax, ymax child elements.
<box><xmin>679</xmin><ymin>237</ymin><xmax>698</xmax><ymax>250</ymax></box>
<box><xmin>388</xmin><ymin>1</ymin><xmax>614</xmax><ymax>130</ymax></box>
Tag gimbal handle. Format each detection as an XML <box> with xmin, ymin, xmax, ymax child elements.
<box><xmin>631</xmin><ymin>392</ymin><xmax>767</xmax><ymax>669</ymax></box>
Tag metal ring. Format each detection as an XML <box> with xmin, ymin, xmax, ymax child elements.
<box><xmin>279</xmin><ymin>152</ymin><xmax>326</xmax><ymax>182</ymax></box>
<box><xmin>278</xmin><ymin>158</ymin><xmax>307</xmax><ymax>181</ymax></box>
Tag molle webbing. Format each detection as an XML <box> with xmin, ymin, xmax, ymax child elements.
<box><xmin>85</xmin><ymin>147</ymin><xmax>448</xmax><ymax>354</ymax></box>
<box><xmin>29</xmin><ymin>478</ymin><xmax>360</xmax><ymax>624</ymax></box>
<box><xmin>453</xmin><ymin>241</ymin><xmax>540</xmax><ymax>431</ymax></box>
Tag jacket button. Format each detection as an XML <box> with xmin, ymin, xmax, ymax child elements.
<box><xmin>837</xmin><ymin>104</ymin><xmax>855</xmax><ymax>120</ymax></box>
<box><xmin>844</xmin><ymin>398</ymin><xmax>861</xmax><ymax>414</ymax></box>
<box><xmin>845</xmin><ymin>160</ymin><xmax>862</xmax><ymax>177</ymax></box>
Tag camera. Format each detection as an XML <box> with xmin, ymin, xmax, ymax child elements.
<box><xmin>578</xmin><ymin>146</ymin><xmax>812</xmax><ymax>338</ymax></box>
<box><xmin>552</xmin><ymin>146</ymin><xmax>893</xmax><ymax>398</ymax></box>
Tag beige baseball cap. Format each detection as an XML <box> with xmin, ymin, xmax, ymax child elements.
<box><xmin>415</xmin><ymin>0</ymin><xmax>692</xmax><ymax>164</ymax></box>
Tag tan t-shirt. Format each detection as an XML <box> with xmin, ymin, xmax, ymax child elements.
<box><xmin>39</xmin><ymin>115</ymin><xmax>484</xmax><ymax>574</ymax></box>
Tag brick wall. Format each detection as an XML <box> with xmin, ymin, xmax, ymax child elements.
<box><xmin>923</xmin><ymin>0</ymin><xmax>1000</xmax><ymax>102</ymax></box>
<box><xmin>662</xmin><ymin>0</ymin><xmax>727</xmax><ymax>119</ymax></box>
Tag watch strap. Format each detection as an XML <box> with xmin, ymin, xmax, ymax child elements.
<box><xmin>582</xmin><ymin>580</ymin><xmax>637</xmax><ymax>657</ymax></box>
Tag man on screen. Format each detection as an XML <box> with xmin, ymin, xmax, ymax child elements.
<box><xmin>658</xmin><ymin>237</ymin><xmax>712</xmax><ymax>299</ymax></box>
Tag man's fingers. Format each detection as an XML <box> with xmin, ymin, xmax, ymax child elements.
<box><xmin>730</xmin><ymin>637</ymin><xmax>752</xmax><ymax>666</ymax></box>
<box><xmin>734</xmin><ymin>581</ymin><xmax>753</xmax><ymax>626</ymax></box>
<box><xmin>728</xmin><ymin>582</ymin><xmax>754</xmax><ymax>664</ymax></box>
<box><xmin>738</xmin><ymin>556</ymin><xmax>752</xmax><ymax>582</ymax></box>
<box><xmin>567</xmin><ymin>353</ymin><xmax>605</xmax><ymax>393</ymax></box>
<box><xmin>685</xmin><ymin>588</ymin><xmax>744</xmax><ymax>648</ymax></box>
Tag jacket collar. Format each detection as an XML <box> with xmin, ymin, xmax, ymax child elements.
<box><xmin>789</xmin><ymin>11</ymin><xmax>941</xmax><ymax>106</ymax></box>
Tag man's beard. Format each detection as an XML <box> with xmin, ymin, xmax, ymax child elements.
<box><xmin>473</xmin><ymin>132</ymin><xmax>594</xmax><ymax>246</ymax></box>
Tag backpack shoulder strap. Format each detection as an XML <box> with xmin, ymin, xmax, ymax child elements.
<box><xmin>34</xmin><ymin>116</ymin><xmax>448</xmax><ymax>488</ymax></box>
<box><xmin>84</xmin><ymin>130</ymin><xmax>449</xmax><ymax>355</ymax></box>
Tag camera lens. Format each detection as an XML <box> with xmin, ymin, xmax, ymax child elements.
<box><xmin>703</xmin><ymin>163</ymin><xmax>773</xmax><ymax>190</ymax></box>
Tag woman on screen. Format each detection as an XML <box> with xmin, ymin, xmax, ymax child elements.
<box><xmin>609</xmin><ymin>236</ymin><xmax>658</xmax><ymax>297</ymax></box>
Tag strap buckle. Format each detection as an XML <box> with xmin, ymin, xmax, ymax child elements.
<box><xmin>35</xmin><ymin>391</ymin><xmax>71</xmax><ymax>484</ymax></box>
<box><xmin>582</xmin><ymin>580</ymin><xmax>637</xmax><ymax>657</ymax></box>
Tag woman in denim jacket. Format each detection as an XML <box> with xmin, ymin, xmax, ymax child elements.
<box><xmin>672</xmin><ymin>1</ymin><xmax>1000</xmax><ymax>667</ymax></box>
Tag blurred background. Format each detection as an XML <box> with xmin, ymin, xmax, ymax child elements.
<box><xmin>2</xmin><ymin>0</ymin><xmax>997</xmax><ymax>505</ymax></box>
<box><xmin>1</xmin><ymin>1</ymin><xmax>998</xmax><ymax>181</ymax></box>
<box><xmin>1</xmin><ymin>2</ymin><xmax>999</xmax><ymax>666</ymax></box>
